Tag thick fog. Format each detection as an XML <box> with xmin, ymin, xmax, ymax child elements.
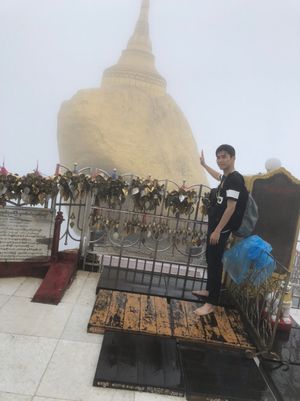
<box><xmin>1</xmin><ymin>0</ymin><xmax>300</xmax><ymax>185</ymax></box>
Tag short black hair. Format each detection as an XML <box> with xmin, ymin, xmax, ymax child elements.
<box><xmin>215</xmin><ymin>144</ymin><xmax>236</xmax><ymax>157</ymax></box>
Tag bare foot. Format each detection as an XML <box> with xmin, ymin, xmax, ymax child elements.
<box><xmin>194</xmin><ymin>303</ymin><xmax>215</xmax><ymax>316</ymax></box>
<box><xmin>192</xmin><ymin>289</ymin><xmax>209</xmax><ymax>297</ymax></box>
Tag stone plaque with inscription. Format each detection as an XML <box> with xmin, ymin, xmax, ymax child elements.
<box><xmin>0</xmin><ymin>207</ymin><xmax>55</xmax><ymax>262</ymax></box>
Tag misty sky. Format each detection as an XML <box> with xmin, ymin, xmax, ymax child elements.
<box><xmin>1</xmin><ymin>0</ymin><xmax>300</xmax><ymax>186</ymax></box>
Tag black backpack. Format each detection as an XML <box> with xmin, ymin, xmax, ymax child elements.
<box><xmin>233</xmin><ymin>193</ymin><xmax>258</xmax><ymax>237</ymax></box>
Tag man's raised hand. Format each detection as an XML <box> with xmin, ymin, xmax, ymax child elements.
<box><xmin>200</xmin><ymin>150</ymin><xmax>206</xmax><ymax>167</ymax></box>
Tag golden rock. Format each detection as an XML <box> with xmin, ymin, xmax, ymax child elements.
<box><xmin>57</xmin><ymin>0</ymin><xmax>208</xmax><ymax>186</ymax></box>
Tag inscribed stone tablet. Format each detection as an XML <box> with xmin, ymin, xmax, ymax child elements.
<box><xmin>0</xmin><ymin>207</ymin><xmax>55</xmax><ymax>262</ymax></box>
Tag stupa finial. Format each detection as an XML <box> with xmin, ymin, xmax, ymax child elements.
<box><xmin>127</xmin><ymin>0</ymin><xmax>151</xmax><ymax>53</ymax></box>
<box><xmin>102</xmin><ymin>0</ymin><xmax>166</xmax><ymax>92</ymax></box>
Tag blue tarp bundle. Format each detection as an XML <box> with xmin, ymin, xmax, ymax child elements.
<box><xmin>223</xmin><ymin>235</ymin><xmax>276</xmax><ymax>285</ymax></box>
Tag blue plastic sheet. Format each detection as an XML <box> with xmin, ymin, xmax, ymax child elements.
<box><xmin>223</xmin><ymin>235</ymin><xmax>276</xmax><ymax>285</ymax></box>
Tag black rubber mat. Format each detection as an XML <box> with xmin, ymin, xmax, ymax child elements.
<box><xmin>178</xmin><ymin>341</ymin><xmax>276</xmax><ymax>401</ymax></box>
<box><xmin>271</xmin><ymin>325</ymin><xmax>300</xmax><ymax>365</ymax></box>
<box><xmin>93</xmin><ymin>331</ymin><xmax>184</xmax><ymax>396</ymax></box>
<box><xmin>261</xmin><ymin>360</ymin><xmax>300</xmax><ymax>401</ymax></box>
<box><xmin>259</xmin><ymin>318</ymin><xmax>300</xmax><ymax>401</ymax></box>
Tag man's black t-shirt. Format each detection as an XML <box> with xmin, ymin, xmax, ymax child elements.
<box><xmin>208</xmin><ymin>171</ymin><xmax>248</xmax><ymax>232</ymax></box>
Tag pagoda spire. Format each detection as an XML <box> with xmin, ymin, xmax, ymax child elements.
<box><xmin>127</xmin><ymin>0</ymin><xmax>152</xmax><ymax>53</ymax></box>
<box><xmin>102</xmin><ymin>0</ymin><xmax>166</xmax><ymax>93</ymax></box>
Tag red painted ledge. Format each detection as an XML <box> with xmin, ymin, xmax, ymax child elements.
<box><xmin>32</xmin><ymin>250</ymin><xmax>79</xmax><ymax>305</ymax></box>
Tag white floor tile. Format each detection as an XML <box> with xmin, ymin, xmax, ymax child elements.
<box><xmin>14</xmin><ymin>277</ymin><xmax>43</xmax><ymax>298</ymax></box>
<box><xmin>0</xmin><ymin>297</ymin><xmax>73</xmax><ymax>338</ymax></box>
<box><xmin>0</xmin><ymin>276</ymin><xmax>183</xmax><ymax>401</ymax></box>
<box><xmin>61</xmin><ymin>271</ymin><xmax>89</xmax><ymax>304</ymax></box>
<box><xmin>32</xmin><ymin>397</ymin><xmax>70</xmax><ymax>401</ymax></box>
<box><xmin>0</xmin><ymin>333</ymin><xmax>57</xmax><ymax>395</ymax></box>
<box><xmin>291</xmin><ymin>308</ymin><xmax>300</xmax><ymax>325</ymax></box>
<box><xmin>0</xmin><ymin>393</ymin><xmax>32</xmax><ymax>401</ymax></box>
<box><xmin>61</xmin><ymin>304</ymin><xmax>103</xmax><ymax>344</ymax></box>
<box><xmin>34</xmin><ymin>388</ymin><xmax>135</xmax><ymax>401</ymax></box>
<box><xmin>0</xmin><ymin>277</ymin><xmax>26</xmax><ymax>296</ymax></box>
<box><xmin>76</xmin><ymin>273</ymin><xmax>100</xmax><ymax>306</ymax></box>
<box><xmin>0</xmin><ymin>294</ymin><xmax>10</xmax><ymax>308</ymax></box>
<box><xmin>87</xmin><ymin>387</ymin><xmax>135</xmax><ymax>401</ymax></box>
<box><xmin>36</xmin><ymin>339</ymin><xmax>101</xmax><ymax>400</ymax></box>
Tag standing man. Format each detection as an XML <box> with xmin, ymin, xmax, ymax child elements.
<box><xmin>193</xmin><ymin>144</ymin><xmax>248</xmax><ymax>316</ymax></box>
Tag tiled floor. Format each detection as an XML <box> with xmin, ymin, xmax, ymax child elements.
<box><xmin>1</xmin><ymin>273</ymin><xmax>300</xmax><ymax>401</ymax></box>
<box><xmin>291</xmin><ymin>306</ymin><xmax>300</xmax><ymax>324</ymax></box>
<box><xmin>0</xmin><ymin>272</ymin><xmax>186</xmax><ymax>401</ymax></box>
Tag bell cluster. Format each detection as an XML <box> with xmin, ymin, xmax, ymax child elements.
<box><xmin>0</xmin><ymin>170</ymin><xmax>208</xmax><ymax>215</ymax></box>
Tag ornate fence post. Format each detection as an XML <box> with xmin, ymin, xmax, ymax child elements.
<box><xmin>51</xmin><ymin>211</ymin><xmax>64</xmax><ymax>262</ymax></box>
<box><xmin>79</xmin><ymin>190</ymin><xmax>93</xmax><ymax>260</ymax></box>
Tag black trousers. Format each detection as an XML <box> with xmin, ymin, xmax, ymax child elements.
<box><xmin>205</xmin><ymin>229</ymin><xmax>231</xmax><ymax>305</ymax></box>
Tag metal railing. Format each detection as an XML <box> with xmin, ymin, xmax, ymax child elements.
<box><xmin>226</xmin><ymin>253</ymin><xmax>290</xmax><ymax>358</ymax></box>
<box><xmin>82</xmin><ymin>176</ymin><xmax>210</xmax><ymax>296</ymax></box>
<box><xmin>290</xmin><ymin>248</ymin><xmax>300</xmax><ymax>308</ymax></box>
<box><xmin>1</xmin><ymin>165</ymin><xmax>295</xmax><ymax>358</ymax></box>
<box><xmin>52</xmin><ymin>167</ymin><xmax>294</xmax><ymax>354</ymax></box>
<box><xmin>45</xmin><ymin>167</ymin><xmax>211</xmax><ymax>297</ymax></box>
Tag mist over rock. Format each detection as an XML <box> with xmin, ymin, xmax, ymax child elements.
<box><xmin>57</xmin><ymin>0</ymin><xmax>207</xmax><ymax>186</ymax></box>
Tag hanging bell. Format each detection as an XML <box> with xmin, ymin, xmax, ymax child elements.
<box><xmin>112</xmin><ymin>231</ymin><xmax>119</xmax><ymax>240</ymax></box>
<box><xmin>179</xmin><ymin>194</ymin><xmax>186</xmax><ymax>203</ymax></box>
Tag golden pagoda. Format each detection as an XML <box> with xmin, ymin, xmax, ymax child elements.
<box><xmin>57</xmin><ymin>0</ymin><xmax>208</xmax><ymax>186</ymax></box>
